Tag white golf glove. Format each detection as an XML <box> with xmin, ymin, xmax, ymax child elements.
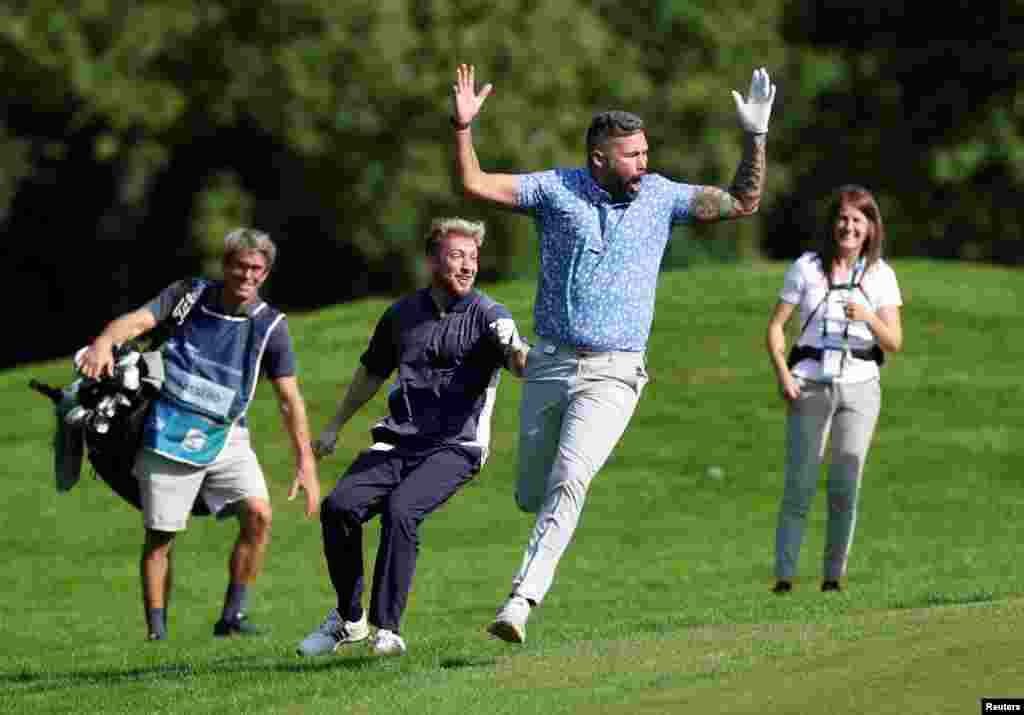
<box><xmin>489</xmin><ymin>318</ymin><xmax>523</xmax><ymax>351</ymax></box>
<box><xmin>731</xmin><ymin>67</ymin><xmax>776</xmax><ymax>134</ymax></box>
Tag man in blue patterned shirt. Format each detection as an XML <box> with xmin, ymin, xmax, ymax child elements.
<box><xmin>450</xmin><ymin>64</ymin><xmax>776</xmax><ymax>643</ymax></box>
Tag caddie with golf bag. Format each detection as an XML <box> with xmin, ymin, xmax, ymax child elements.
<box><xmin>71</xmin><ymin>228</ymin><xmax>319</xmax><ymax>641</ymax></box>
<box><xmin>34</xmin><ymin>341</ymin><xmax>216</xmax><ymax>515</ymax></box>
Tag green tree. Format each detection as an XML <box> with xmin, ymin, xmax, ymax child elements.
<box><xmin>776</xmin><ymin>1</ymin><xmax>1024</xmax><ymax>263</ymax></box>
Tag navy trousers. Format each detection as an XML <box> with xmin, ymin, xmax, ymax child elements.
<box><xmin>321</xmin><ymin>446</ymin><xmax>476</xmax><ymax>632</ymax></box>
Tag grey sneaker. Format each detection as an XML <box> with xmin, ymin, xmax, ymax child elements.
<box><xmin>371</xmin><ymin>628</ymin><xmax>407</xmax><ymax>656</ymax></box>
<box><xmin>486</xmin><ymin>595</ymin><xmax>530</xmax><ymax>644</ymax></box>
<box><xmin>296</xmin><ymin>608</ymin><xmax>369</xmax><ymax>656</ymax></box>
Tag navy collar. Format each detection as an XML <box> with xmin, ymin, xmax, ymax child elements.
<box><xmin>421</xmin><ymin>287</ymin><xmax>477</xmax><ymax>316</ymax></box>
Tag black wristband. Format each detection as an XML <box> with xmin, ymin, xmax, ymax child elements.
<box><xmin>450</xmin><ymin>116</ymin><xmax>471</xmax><ymax>131</ymax></box>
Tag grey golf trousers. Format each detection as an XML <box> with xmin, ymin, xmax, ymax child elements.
<box><xmin>510</xmin><ymin>340</ymin><xmax>648</xmax><ymax>604</ymax></box>
<box><xmin>775</xmin><ymin>377</ymin><xmax>882</xmax><ymax>581</ymax></box>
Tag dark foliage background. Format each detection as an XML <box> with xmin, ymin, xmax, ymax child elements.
<box><xmin>2</xmin><ymin>1</ymin><xmax>1020</xmax><ymax>367</ymax></box>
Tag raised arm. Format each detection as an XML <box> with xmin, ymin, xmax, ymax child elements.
<box><xmin>690</xmin><ymin>68</ymin><xmax>775</xmax><ymax>224</ymax></box>
<box><xmin>691</xmin><ymin>133</ymin><xmax>767</xmax><ymax>222</ymax></box>
<box><xmin>452</xmin><ymin>63</ymin><xmax>521</xmax><ymax>208</ymax></box>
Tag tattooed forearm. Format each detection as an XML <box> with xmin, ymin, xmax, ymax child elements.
<box><xmin>726</xmin><ymin>132</ymin><xmax>766</xmax><ymax>216</ymax></box>
<box><xmin>691</xmin><ymin>133</ymin><xmax>766</xmax><ymax>222</ymax></box>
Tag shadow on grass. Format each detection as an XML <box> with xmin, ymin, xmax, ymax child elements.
<box><xmin>439</xmin><ymin>656</ymin><xmax>498</xmax><ymax>670</ymax></box>
<box><xmin>888</xmin><ymin>590</ymin><xmax>996</xmax><ymax>610</ymax></box>
<box><xmin>2</xmin><ymin>651</ymin><xmax>502</xmax><ymax>697</ymax></box>
<box><xmin>1</xmin><ymin>653</ymin><xmax>386</xmax><ymax>696</ymax></box>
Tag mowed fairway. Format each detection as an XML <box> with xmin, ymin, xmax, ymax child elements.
<box><xmin>2</xmin><ymin>260</ymin><xmax>1022</xmax><ymax>714</ymax></box>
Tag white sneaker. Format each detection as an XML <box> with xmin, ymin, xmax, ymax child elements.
<box><xmin>371</xmin><ymin>628</ymin><xmax>407</xmax><ymax>656</ymax></box>
<box><xmin>296</xmin><ymin>608</ymin><xmax>369</xmax><ymax>656</ymax></box>
<box><xmin>486</xmin><ymin>595</ymin><xmax>530</xmax><ymax>644</ymax></box>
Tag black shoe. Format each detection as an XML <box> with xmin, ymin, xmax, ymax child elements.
<box><xmin>213</xmin><ymin>613</ymin><xmax>263</xmax><ymax>637</ymax></box>
<box><xmin>147</xmin><ymin>631</ymin><xmax>166</xmax><ymax>642</ymax></box>
<box><xmin>821</xmin><ymin>579</ymin><xmax>841</xmax><ymax>592</ymax></box>
<box><xmin>772</xmin><ymin>580</ymin><xmax>793</xmax><ymax>594</ymax></box>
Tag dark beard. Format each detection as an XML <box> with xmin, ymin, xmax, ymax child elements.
<box><xmin>607</xmin><ymin>174</ymin><xmax>640</xmax><ymax>203</ymax></box>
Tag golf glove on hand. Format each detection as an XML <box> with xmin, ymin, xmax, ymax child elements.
<box><xmin>489</xmin><ymin>318</ymin><xmax>523</xmax><ymax>351</ymax></box>
<box><xmin>731</xmin><ymin>67</ymin><xmax>776</xmax><ymax>134</ymax></box>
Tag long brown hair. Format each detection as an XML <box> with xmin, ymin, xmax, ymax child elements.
<box><xmin>818</xmin><ymin>185</ymin><xmax>886</xmax><ymax>275</ymax></box>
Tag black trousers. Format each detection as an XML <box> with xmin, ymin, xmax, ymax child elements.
<box><xmin>320</xmin><ymin>446</ymin><xmax>476</xmax><ymax>632</ymax></box>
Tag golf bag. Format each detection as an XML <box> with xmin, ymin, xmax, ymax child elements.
<box><xmin>32</xmin><ymin>345</ymin><xmax>211</xmax><ymax>517</ymax></box>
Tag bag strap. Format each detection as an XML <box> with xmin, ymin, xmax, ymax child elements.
<box><xmin>146</xmin><ymin>278</ymin><xmax>206</xmax><ymax>349</ymax></box>
<box><xmin>170</xmin><ymin>278</ymin><xmax>205</xmax><ymax>327</ymax></box>
<box><xmin>792</xmin><ymin>255</ymin><xmax>869</xmax><ymax>345</ymax></box>
<box><xmin>794</xmin><ymin>293</ymin><xmax>826</xmax><ymax>345</ymax></box>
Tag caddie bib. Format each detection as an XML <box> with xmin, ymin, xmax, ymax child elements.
<box><xmin>142</xmin><ymin>280</ymin><xmax>284</xmax><ymax>466</ymax></box>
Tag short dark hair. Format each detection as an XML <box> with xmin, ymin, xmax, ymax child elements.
<box><xmin>586</xmin><ymin>111</ymin><xmax>645</xmax><ymax>157</ymax></box>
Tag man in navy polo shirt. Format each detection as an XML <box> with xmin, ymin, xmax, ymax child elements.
<box><xmin>449</xmin><ymin>64</ymin><xmax>777</xmax><ymax>643</ymax></box>
<box><xmin>296</xmin><ymin>217</ymin><xmax>528</xmax><ymax>657</ymax></box>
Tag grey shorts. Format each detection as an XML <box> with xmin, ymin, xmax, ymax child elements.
<box><xmin>133</xmin><ymin>427</ymin><xmax>270</xmax><ymax>532</ymax></box>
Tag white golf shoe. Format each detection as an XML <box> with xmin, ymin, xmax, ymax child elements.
<box><xmin>486</xmin><ymin>595</ymin><xmax>531</xmax><ymax>644</ymax></box>
<box><xmin>371</xmin><ymin>628</ymin><xmax>407</xmax><ymax>656</ymax></box>
<box><xmin>296</xmin><ymin>608</ymin><xmax>369</xmax><ymax>656</ymax></box>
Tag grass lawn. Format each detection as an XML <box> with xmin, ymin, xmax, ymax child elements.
<box><xmin>2</xmin><ymin>259</ymin><xmax>1022</xmax><ymax>714</ymax></box>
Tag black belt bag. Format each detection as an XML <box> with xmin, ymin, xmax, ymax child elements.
<box><xmin>787</xmin><ymin>343</ymin><xmax>884</xmax><ymax>370</ymax></box>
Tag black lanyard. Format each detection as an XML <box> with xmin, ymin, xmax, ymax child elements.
<box><xmin>795</xmin><ymin>259</ymin><xmax>866</xmax><ymax>344</ymax></box>
<box><xmin>821</xmin><ymin>261</ymin><xmax>863</xmax><ymax>342</ymax></box>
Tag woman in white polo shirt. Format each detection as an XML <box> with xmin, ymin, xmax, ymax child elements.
<box><xmin>766</xmin><ymin>185</ymin><xmax>903</xmax><ymax>594</ymax></box>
